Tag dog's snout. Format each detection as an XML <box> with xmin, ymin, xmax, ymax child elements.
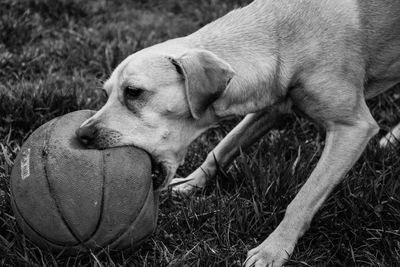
<box><xmin>76</xmin><ymin>124</ymin><xmax>97</xmax><ymax>146</ymax></box>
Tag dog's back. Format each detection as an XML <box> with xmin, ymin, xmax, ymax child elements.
<box><xmin>256</xmin><ymin>0</ymin><xmax>400</xmax><ymax>94</ymax></box>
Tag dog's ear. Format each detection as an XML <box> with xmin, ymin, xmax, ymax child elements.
<box><xmin>170</xmin><ymin>50</ymin><xmax>234</xmax><ymax>119</ymax></box>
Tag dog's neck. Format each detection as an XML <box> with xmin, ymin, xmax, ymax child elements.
<box><xmin>184</xmin><ymin>0</ymin><xmax>290</xmax><ymax>118</ymax></box>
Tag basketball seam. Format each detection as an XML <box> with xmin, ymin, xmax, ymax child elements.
<box><xmin>81</xmin><ymin>150</ymin><xmax>106</xmax><ymax>244</ymax></box>
<box><xmin>81</xmin><ymin>149</ymin><xmax>154</xmax><ymax>249</ymax></box>
<box><xmin>108</xmin><ymin>183</ymin><xmax>154</xmax><ymax>249</ymax></box>
<box><xmin>42</xmin><ymin>116</ymin><xmax>91</xmax><ymax>251</ymax></box>
<box><xmin>11</xmin><ymin>190</ymin><xmax>80</xmax><ymax>248</ymax></box>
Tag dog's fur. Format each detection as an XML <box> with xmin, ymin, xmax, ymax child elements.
<box><xmin>76</xmin><ymin>0</ymin><xmax>400</xmax><ymax>266</ymax></box>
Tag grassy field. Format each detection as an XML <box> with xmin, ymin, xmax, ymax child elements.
<box><xmin>1</xmin><ymin>0</ymin><xmax>399</xmax><ymax>266</ymax></box>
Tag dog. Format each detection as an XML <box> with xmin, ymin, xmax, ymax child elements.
<box><xmin>75</xmin><ymin>0</ymin><xmax>400</xmax><ymax>266</ymax></box>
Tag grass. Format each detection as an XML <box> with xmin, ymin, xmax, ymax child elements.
<box><xmin>0</xmin><ymin>0</ymin><xmax>399</xmax><ymax>266</ymax></box>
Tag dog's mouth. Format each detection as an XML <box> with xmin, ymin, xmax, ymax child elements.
<box><xmin>150</xmin><ymin>157</ymin><xmax>167</xmax><ymax>190</ymax></box>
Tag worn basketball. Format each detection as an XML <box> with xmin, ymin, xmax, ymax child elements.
<box><xmin>10</xmin><ymin>110</ymin><xmax>159</xmax><ymax>253</ymax></box>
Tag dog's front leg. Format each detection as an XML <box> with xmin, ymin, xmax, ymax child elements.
<box><xmin>171</xmin><ymin>108</ymin><xmax>283</xmax><ymax>194</ymax></box>
<box><xmin>245</xmin><ymin>89</ymin><xmax>379</xmax><ymax>266</ymax></box>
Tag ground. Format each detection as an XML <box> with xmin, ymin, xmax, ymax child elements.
<box><xmin>0</xmin><ymin>0</ymin><xmax>399</xmax><ymax>266</ymax></box>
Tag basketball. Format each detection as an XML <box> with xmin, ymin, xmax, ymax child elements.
<box><xmin>10</xmin><ymin>110</ymin><xmax>159</xmax><ymax>254</ymax></box>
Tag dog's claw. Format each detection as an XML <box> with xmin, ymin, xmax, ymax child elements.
<box><xmin>169</xmin><ymin>177</ymin><xmax>194</xmax><ymax>187</ymax></box>
<box><xmin>242</xmin><ymin>256</ymin><xmax>254</xmax><ymax>267</ymax></box>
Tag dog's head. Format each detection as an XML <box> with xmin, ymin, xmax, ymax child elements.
<box><xmin>76</xmin><ymin>43</ymin><xmax>234</xmax><ymax>190</ymax></box>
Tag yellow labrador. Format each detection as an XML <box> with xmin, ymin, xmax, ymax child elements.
<box><xmin>76</xmin><ymin>0</ymin><xmax>400</xmax><ymax>266</ymax></box>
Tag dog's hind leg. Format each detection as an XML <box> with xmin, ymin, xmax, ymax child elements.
<box><xmin>171</xmin><ymin>107</ymin><xmax>285</xmax><ymax>193</ymax></box>
<box><xmin>380</xmin><ymin>122</ymin><xmax>400</xmax><ymax>148</ymax></box>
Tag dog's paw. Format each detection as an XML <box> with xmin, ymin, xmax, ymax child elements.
<box><xmin>169</xmin><ymin>168</ymin><xmax>209</xmax><ymax>195</ymax></box>
<box><xmin>169</xmin><ymin>176</ymin><xmax>206</xmax><ymax>196</ymax></box>
<box><xmin>244</xmin><ymin>234</ymin><xmax>294</xmax><ymax>267</ymax></box>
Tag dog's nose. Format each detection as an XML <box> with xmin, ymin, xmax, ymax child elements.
<box><xmin>76</xmin><ymin>125</ymin><xmax>97</xmax><ymax>146</ymax></box>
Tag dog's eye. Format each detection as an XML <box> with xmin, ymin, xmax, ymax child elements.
<box><xmin>125</xmin><ymin>86</ymin><xmax>143</xmax><ymax>100</ymax></box>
